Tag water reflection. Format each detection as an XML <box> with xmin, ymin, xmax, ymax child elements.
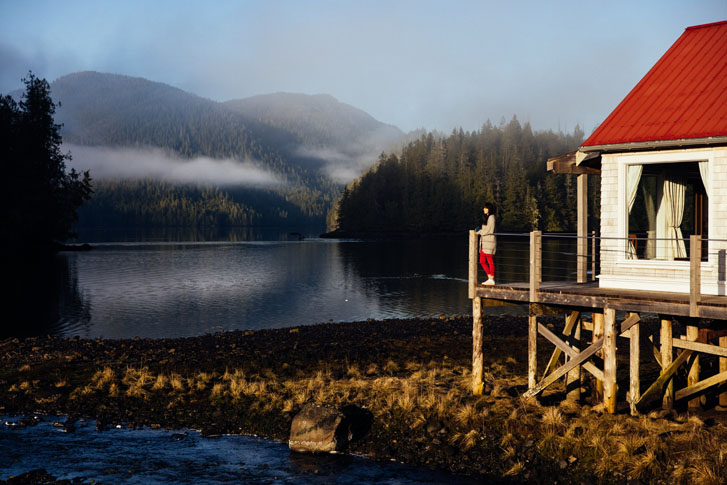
<box><xmin>35</xmin><ymin>234</ymin><xmax>480</xmax><ymax>339</ymax></box>
<box><xmin>2</xmin><ymin>254</ymin><xmax>91</xmax><ymax>338</ymax></box>
<box><xmin>9</xmin><ymin>230</ymin><xmax>578</xmax><ymax>339</ymax></box>
<box><xmin>73</xmin><ymin>226</ymin><xmax>317</xmax><ymax>243</ymax></box>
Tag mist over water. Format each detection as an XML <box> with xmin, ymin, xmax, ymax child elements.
<box><xmin>65</xmin><ymin>144</ymin><xmax>283</xmax><ymax>187</ymax></box>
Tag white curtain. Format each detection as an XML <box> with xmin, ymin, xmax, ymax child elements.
<box><xmin>664</xmin><ymin>172</ymin><xmax>687</xmax><ymax>260</ymax></box>
<box><xmin>699</xmin><ymin>161</ymin><xmax>711</xmax><ymax>198</ymax></box>
<box><xmin>626</xmin><ymin>165</ymin><xmax>643</xmax><ymax>259</ymax></box>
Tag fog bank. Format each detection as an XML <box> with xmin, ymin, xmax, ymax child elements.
<box><xmin>65</xmin><ymin>144</ymin><xmax>283</xmax><ymax>187</ymax></box>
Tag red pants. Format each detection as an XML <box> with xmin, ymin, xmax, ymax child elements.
<box><xmin>479</xmin><ymin>250</ymin><xmax>494</xmax><ymax>276</ymax></box>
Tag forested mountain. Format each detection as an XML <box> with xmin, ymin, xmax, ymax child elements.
<box><xmin>225</xmin><ymin>93</ymin><xmax>402</xmax><ymax>182</ymax></box>
<box><xmin>31</xmin><ymin>71</ymin><xmax>403</xmax><ymax>228</ymax></box>
<box><xmin>333</xmin><ymin>117</ymin><xmax>598</xmax><ymax>234</ymax></box>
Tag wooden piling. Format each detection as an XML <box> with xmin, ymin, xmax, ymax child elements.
<box><xmin>528</xmin><ymin>314</ymin><xmax>537</xmax><ymax>390</ymax></box>
<box><xmin>472</xmin><ymin>296</ymin><xmax>484</xmax><ymax>395</ymax></box>
<box><xmin>629</xmin><ymin>314</ymin><xmax>640</xmax><ymax>415</ymax></box>
<box><xmin>603</xmin><ymin>308</ymin><xmax>617</xmax><ymax>413</ymax></box>
<box><xmin>593</xmin><ymin>312</ymin><xmax>604</xmax><ymax>401</ymax></box>
<box><xmin>721</xmin><ymin>336</ymin><xmax>727</xmax><ymax>408</ymax></box>
<box><xmin>661</xmin><ymin>318</ymin><xmax>673</xmax><ymax>409</ymax></box>
<box><xmin>687</xmin><ymin>324</ymin><xmax>700</xmax><ymax>410</ymax></box>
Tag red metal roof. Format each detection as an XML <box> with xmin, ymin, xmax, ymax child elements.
<box><xmin>582</xmin><ymin>20</ymin><xmax>727</xmax><ymax>148</ymax></box>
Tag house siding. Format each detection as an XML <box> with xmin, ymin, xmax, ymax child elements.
<box><xmin>598</xmin><ymin>147</ymin><xmax>727</xmax><ymax>295</ymax></box>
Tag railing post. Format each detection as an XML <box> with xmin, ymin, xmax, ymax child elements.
<box><xmin>591</xmin><ymin>230</ymin><xmax>596</xmax><ymax>281</ymax></box>
<box><xmin>468</xmin><ymin>230</ymin><xmax>478</xmax><ymax>299</ymax></box>
<box><xmin>577</xmin><ymin>173</ymin><xmax>588</xmax><ymax>283</ymax></box>
<box><xmin>690</xmin><ymin>235</ymin><xmax>701</xmax><ymax>317</ymax></box>
<box><xmin>529</xmin><ymin>231</ymin><xmax>541</xmax><ymax>302</ymax></box>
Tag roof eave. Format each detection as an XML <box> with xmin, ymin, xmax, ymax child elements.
<box><xmin>580</xmin><ymin>136</ymin><xmax>727</xmax><ymax>153</ymax></box>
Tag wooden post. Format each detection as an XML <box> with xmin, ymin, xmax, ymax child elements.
<box><xmin>603</xmin><ymin>308</ymin><xmax>617</xmax><ymax>413</ymax></box>
<box><xmin>566</xmin><ymin>315</ymin><xmax>582</xmax><ymax>401</ymax></box>
<box><xmin>629</xmin><ymin>314</ymin><xmax>640</xmax><ymax>415</ymax></box>
<box><xmin>529</xmin><ymin>231</ymin><xmax>541</xmax><ymax>302</ymax></box>
<box><xmin>472</xmin><ymin>297</ymin><xmax>484</xmax><ymax>395</ymax></box>
<box><xmin>690</xmin><ymin>235</ymin><xmax>702</xmax><ymax>317</ymax></box>
<box><xmin>577</xmin><ymin>174</ymin><xmax>588</xmax><ymax>283</ymax></box>
<box><xmin>661</xmin><ymin>318</ymin><xmax>673</xmax><ymax>409</ymax></box>
<box><xmin>721</xmin><ymin>336</ymin><xmax>727</xmax><ymax>409</ymax></box>
<box><xmin>469</xmin><ymin>230</ymin><xmax>478</xmax><ymax>299</ymax></box>
<box><xmin>528</xmin><ymin>314</ymin><xmax>537</xmax><ymax>390</ymax></box>
<box><xmin>591</xmin><ymin>230</ymin><xmax>596</xmax><ymax>281</ymax></box>
<box><xmin>687</xmin><ymin>324</ymin><xmax>700</xmax><ymax>410</ymax></box>
<box><xmin>593</xmin><ymin>312</ymin><xmax>604</xmax><ymax>401</ymax></box>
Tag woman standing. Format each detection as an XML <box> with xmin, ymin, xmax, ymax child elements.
<box><xmin>477</xmin><ymin>203</ymin><xmax>496</xmax><ymax>285</ymax></box>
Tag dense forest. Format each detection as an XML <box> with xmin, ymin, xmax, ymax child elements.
<box><xmin>77</xmin><ymin>179</ymin><xmax>325</xmax><ymax>228</ymax></box>
<box><xmin>332</xmin><ymin>117</ymin><xmax>599</xmax><ymax>234</ymax></box>
<box><xmin>39</xmin><ymin>72</ymin><xmax>405</xmax><ymax>229</ymax></box>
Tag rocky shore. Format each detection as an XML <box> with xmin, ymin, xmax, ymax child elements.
<box><xmin>2</xmin><ymin>316</ymin><xmax>727</xmax><ymax>483</ymax></box>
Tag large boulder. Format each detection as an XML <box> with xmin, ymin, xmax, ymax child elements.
<box><xmin>289</xmin><ymin>404</ymin><xmax>351</xmax><ymax>453</ymax></box>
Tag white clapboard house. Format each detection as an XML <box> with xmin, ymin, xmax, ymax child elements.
<box><xmin>552</xmin><ymin>21</ymin><xmax>727</xmax><ymax>295</ymax></box>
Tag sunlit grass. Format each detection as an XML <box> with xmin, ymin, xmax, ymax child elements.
<box><xmin>7</xmin><ymin>330</ymin><xmax>727</xmax><ymax>484</ymax></box>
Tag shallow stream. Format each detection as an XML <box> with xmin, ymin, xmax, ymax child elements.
<box><xmin>1</xmin><ymin>416</ymin><xmax>477</xmax><ymax>484</ymax></box>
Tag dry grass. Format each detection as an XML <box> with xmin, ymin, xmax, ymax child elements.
<box><xmin>85</xmin><ymin>360</ymin><xmax>717</xmax><ymax>482</ymax></box>
<box><xmin>15</xmin><ymin>333</ymin><xmax>727</xmax><ymax>484</ymax></box>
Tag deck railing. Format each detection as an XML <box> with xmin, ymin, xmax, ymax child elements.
<box><xmin>469</xmin><ymin>231</ymin><xmax>724</xmax><ymax>316</ymax></box>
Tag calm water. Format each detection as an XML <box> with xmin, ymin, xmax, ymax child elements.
<box><xmin>10</xmin><ymin>228</ymin><xmax>582</xmax><ymax>339</ymax></box>
<box><xmin>4</xmin><ymin>229</ymin><xmax>579</xmax><ymax>483</ymax></box>
<box><xmin>13</xmin><ymin>228</ymin><xmax>581</xmax><ymax>339</ymax></box>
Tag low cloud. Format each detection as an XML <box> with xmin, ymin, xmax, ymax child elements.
<box><xmin>64</xmin><ymin>144</ymin><xmax>283</xmax><ymax>187</ymax></box>
<box><xmin>295</xmin><ymin>126</ymin><xmax>404</xmax><ymax>184</ymax></box>
<box><xmin>295</xmin><ymin>145</ymin><xmax>367</xmax><ymax>184</ymax></box>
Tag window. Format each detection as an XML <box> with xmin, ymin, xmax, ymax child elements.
<box><xmin>627</xmin><ymin>162</ymin><xmax>708</xmax><ymax>261</ymax></box>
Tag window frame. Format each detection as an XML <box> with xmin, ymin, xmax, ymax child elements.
<box><xmin>617</xmin><ymin>150</ymin><xmax>712</xmax><ymax>266</ymax></box>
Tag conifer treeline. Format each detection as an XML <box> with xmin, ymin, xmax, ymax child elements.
<box><xmin>77</xmin><ymin>180</ymin><xmax>324</xmax><ymax>228</ymax></box>
<box><xmin>333</xmin><ymin>117</ymin><xmax>599</xmax><ymax>234</ymax></box>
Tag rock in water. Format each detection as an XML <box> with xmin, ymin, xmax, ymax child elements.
<box><xmin>289</xmin><ymin>404</ymin><xmax>350</xmax><ymax>453</ymax></box>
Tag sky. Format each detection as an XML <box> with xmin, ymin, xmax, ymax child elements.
<box><xmin>1</xmin><ymin>0</ymin><xmax>725</xmax><ymax>135</ymax></box>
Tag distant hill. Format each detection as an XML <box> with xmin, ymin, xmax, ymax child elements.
<box><xmin>225</xmin><ymin>93</ymin><xmax>403</xmax><ymax>182</ymax></box>
<box><xmin>18</xmin><ymin>71</ymin><xmax>405</xmax><ymax>229</ymax></box>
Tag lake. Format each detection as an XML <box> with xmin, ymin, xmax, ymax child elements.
<box><xmin>16</xmin><ymin>227</ymin><xmax>577</xmax><ymax>339</ymax></box>
<box><xmin>3</xmin><ymin>228</ymin><xmax>580</xmax><ymax>483</ymax></box>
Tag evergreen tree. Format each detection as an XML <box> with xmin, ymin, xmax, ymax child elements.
<box><xmin>333</xmin><ymin>119</ymin><xmax>588</xmax><ymax>234</ymax></box>
<box><xmin>1</xmin><ymin>73</ymin><xmax>92</xmax><ymax>254</ymax></box>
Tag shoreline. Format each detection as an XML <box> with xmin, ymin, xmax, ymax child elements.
<box><xmin>2</xmin><ymin>316</ymin><xmax>727</xmax><ymax>483</ymax></box>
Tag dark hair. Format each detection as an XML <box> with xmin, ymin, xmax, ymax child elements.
<box><xmin>482</xmin><ymin>203</ymin><xmax>495</xmax><ymax>225</ymax></box>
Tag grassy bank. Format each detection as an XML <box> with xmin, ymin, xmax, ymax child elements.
<box><xmin>2</xmin><ymin>316</ymin><xmax>726</xmax><ymax>483</ymax></box>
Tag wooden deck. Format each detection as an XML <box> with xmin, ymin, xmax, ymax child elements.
<box><xmin>468</xmin><ymin>230</ymin><xmax>727</xmax><ymax>415</ymax></box>
<box><xmin>474</xmin><ymin>281</ymin><xmax>727</xmax><ymax>320</ymax></box>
